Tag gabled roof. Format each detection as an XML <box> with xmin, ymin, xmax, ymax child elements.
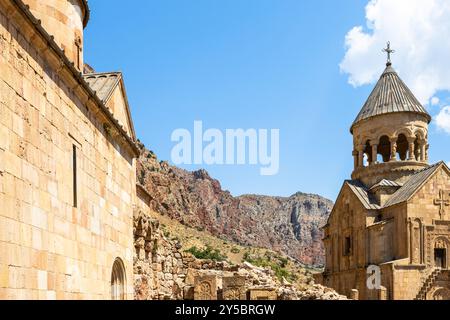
<box><xmin>345</xmin><ymin>180</ymin><xmax>381</xmax><ymax>210</ymax></box>
<box><xmin>83</xmin><ymin>72</ymin><xmax>121</xmax><ymax>103</ymax></box>
<box><xmin>384</xmin><ymin>162</ymin><xmax>445</xmax><ymax>208</ymax></box>
<box><xmin>83</xmin><ymin>72</ymin><xmax>136</xmax><ymax>140</ymax></box>
<box><xmin>351</xmin><ymin>64</ymin><xmax>431</xmax><ymax>132</ymax></box>
<box><xmin>327</xmin><ymin>163</ymin><xmax>449</xmax><ymax>228</ymax></box>
<box><xmin>324</xmin><ymin>179</ymin><xmax>379</xmax><ymax>228</ymax></box>
<box><xmin>369</xmin><ymin>179</ymin><xmax>402</xmax><ymax>191</ymax></box>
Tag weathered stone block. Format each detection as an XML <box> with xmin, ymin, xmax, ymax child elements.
<box><xmin>194</xmin><ymin>275</ymin><xmax>217</xmax><ymax>300</ymax></box>
<box><xmin>222</xmin><ymin>276</ymin><xmax>247</xmax><ymax>300</ymax></box>
<box><xmin>248</xmin><ymin>288</ymin><xmax>277</xmax><ymax>300</ymax></box>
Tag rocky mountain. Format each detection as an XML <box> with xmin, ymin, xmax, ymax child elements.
<box><xmin>136</xmin><ymin>144</ymin><xmax>333</xmax><ymax>266</ymax></box>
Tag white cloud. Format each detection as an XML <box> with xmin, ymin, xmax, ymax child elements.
<box><xmin>340</xmin><ymin>0</ymin><xmax>450</xmax><ymax>105</ymax></box>
<box><xmin>431</xmin><ymin>96</ymin><xmax>440</xmax><ymax>106</ymax></box>
<box><xmin>436</xmin><ymin>106</ymin><xmax>450</xmax><ymax>134</ymax></box>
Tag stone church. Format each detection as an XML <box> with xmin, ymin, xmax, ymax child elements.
<box><xmin>0</xmin><ymin>0</ymin><xmax>140</xmax><ymax>299</ymax></box>
<box><xmin>321</xmin><ymin>45</ymin><xmax>450</xmax><ymax>300</ymax></box>
<box><xmin>0</xmin><ymin>0</ymin><xmax>312</xmax><ymax>301</ymax></box>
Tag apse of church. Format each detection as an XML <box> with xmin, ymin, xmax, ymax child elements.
<box><xmin>320</xmin><ymin>42</ymin><xmax>450</xmax><ymax>300</ymax></box>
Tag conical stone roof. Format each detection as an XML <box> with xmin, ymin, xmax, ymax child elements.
<box><xmin>351</xmin><ymin>64</ymin><xmax>431</xmax><ymax>132</ymax></box>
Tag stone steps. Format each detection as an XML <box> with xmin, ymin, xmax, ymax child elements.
<box><xmin>414</xmin><ymin>268</ymin><xmax>442</xmax><ymax>300</ymax></box>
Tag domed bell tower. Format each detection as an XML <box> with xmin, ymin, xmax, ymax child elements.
<box><xmin>21</xmin><ymin>0</ymin><xmax>90</xmax><ymax>72</ymax></box>
<box><xmin>350</xmin><ymin>43</ymin><xmax>432</xmax><ymax>187</ymax></box>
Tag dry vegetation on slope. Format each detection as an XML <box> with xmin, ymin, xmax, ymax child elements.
<box><xmin>147</xmin><ymin>209</ymin><xmax>322</xmax><ymax>290</ymax></box>
<box><xmin>137</xmin><ymin>143</ymin><xmax>332</xmax><ymax>266</ymax></box>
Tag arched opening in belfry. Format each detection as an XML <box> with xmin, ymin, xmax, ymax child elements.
<box><xmin>111</xmin><ymin>258</ymin><xmax>126</xmax><ymax>300</ymax></box>
<box><xmin>377</xmin><ymin>135</ymin><xmax>391</xmax><ymax>163</ymax></box>
<box><xmin>363</xmin><ymin>140</ymin><xmax>372</xmax><ymax>167</ymax></box>
<box><xmin>414</xmin><ymin>135</ymin><xmax>421</xmax><ymax>160</ymax></box>
<box><xmin>396</xmin><ymin>134</ymin><xmax>408</xmax><ymax>161</ymax></box>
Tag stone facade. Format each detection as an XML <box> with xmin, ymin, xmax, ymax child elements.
<box><xmin>0</xmin><ymin>0</ymin><xmax>138</xmax><ymax>299</ymax></box>
<box><xmin>320</xmin><ymin>60</ymin><xmax>450</xmax><ymax>300</ymax></box>
<box><xmin>0</xmin><ymin>0</ymin><xmax>343</xmax><ymax>301</ymax></box>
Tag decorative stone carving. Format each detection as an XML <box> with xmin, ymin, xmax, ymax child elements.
<box><xmin>134</xmin><ymin>208</ymin><xmax>161</xmax><ymax>261</ymax></box>
<box><xmin>411</xmin><ymin>218</ymin><xmax>422</xmax><ymax>264</ymax></box>
<box><xmin>222</xmin><ymin>276</ymin><xmax>246</xmax><ymax>300</ymax></box>
<box><xmin>435</xmin><ymin>237</ymin><xmax>448</xmax><ymax>249</ymax></box>
<box><xmin>434</xmin><ymin>190</ymin><xmax>449</xmax><ymax>220</ymax></box>
<box><xmin>248</xmin><ymin>288</ymin><xmax>277</xmax><ymax>300</ymax></box>
<box><xmin>429</xmin><ymin>287</ymin><xmax>450</xmax><ymax>300</ymax></box>
<box><xmin>194</xmin><ymin>276</ymin><xmax>217</xmax><ymax>300</ymax></box>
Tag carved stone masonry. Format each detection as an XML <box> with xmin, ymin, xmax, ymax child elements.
<box><xmin>194</xmin><ymin>276</ymin><xmax>217</xmax><ymax>300</ymax></box>
<box><xmin>222</xmin><ymin>276</ymin><xmax>247</xmax><ymax>300</ymax></box>
<box><xmin>248</xmin><ymin>288</ymin><xmax>277</xmax><ymax>300</ymax></box>
<box><xmin>133</xmin><ymin>208</ymin><xmax>160</xmax><ymax>260</ymax></box>
<box><xmin>434</xmin><ymin>190</ymin><xmax>450</xmax><ymax>220</ymax></box>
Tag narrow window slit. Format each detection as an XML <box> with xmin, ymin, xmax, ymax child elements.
<box><xmin>73</xmin><ymin>144</ymin><xmax>77</xmax><ymax>208</ymax></box>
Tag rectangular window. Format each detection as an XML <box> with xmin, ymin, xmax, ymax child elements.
<box><xmin>344</xmin><ymin>236</ymin><xmax>352</xmax><ymax>256</ymax></box>
<box><xmin>72</xmin><ymin>144</ymin><xmax>77</xmax><ymax>207</ymax></box>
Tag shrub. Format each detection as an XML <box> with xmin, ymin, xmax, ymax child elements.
<box><xmin>185</xmin><ymin>246</ymin><xmax>226</xmax><ymax>261</ymax></box>
<box><xmin>279</xmin><ymin>257</ymin><xmax>288</xmax><ymax>268</ymax></box>
<box><xmin>230</xmin><ymin>247</ymin><xmax>240</xmax><ymax>254</ymax></box>
<box><xmin>243</xmin><ymin>253</ymin><xmax>296</xmax><ymax>282</ymax></box>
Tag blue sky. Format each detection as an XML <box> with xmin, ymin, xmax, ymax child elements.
<box><xmin>84</xmin><ymin>0</ymin><xmax>450</xmax><ymax>200</ymax></box>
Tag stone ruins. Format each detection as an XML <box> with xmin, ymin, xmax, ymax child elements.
<box><xmin>133</xmin><ymin>198</ymin><xmax>347</xmax><ymax>300</ymax></box>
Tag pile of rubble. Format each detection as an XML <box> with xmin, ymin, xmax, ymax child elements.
<box><xmin>134</xmin><ymin>208</ymin><xmax>347</xmax><ymax>300</ymax></box>
<box><xmin>180</xmin><ymin>259</ymin><xmax>347</xmax><ymax>300</ymax></box>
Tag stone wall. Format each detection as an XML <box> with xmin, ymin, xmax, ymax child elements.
<box><xmin>0</xmin><ymin>2</ymin><xmax>135</xmax><ymax>299</ymax></box>
<box><xmin>133</xmin><ymin>208</ymin><xmax>186</xmax><ymax>300</ymax></box>
<box><xmin>324</xmin><ymin>185</ymin><xmax>369</xmax><ymax>275</ymax></box>
<box><xmin>21</xmin><ymin>0</ymin><xmax>88</xmax><ymax>71</ymax></box>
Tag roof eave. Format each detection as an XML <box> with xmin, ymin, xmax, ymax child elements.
<box><xmin>11</xmin><ymin>0</ymin><xmax>139</xmax><ymax>157</ymax></box>
<box><xmin>383</xmin><ymin>162</ymin><xmax>445</xmax><ymax>208</ymax></box>
<box><xmin>350</xmin><ymin>111</ymin><xmax>432</xmax><ymax>134</ymax></box>
<box><xmin>81</xmin><ymin>0</ymin><xmax>90</xmax><ymax>28</ymax></box>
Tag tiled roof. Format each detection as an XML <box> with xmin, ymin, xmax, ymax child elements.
<box><xmin>369</xmin><ymin>179</ymin><xmax>402</xmax><ymax>191</ymax></box>
<box><xmin>383</xmin><ymin>162</ymin><xmax>444</xmax><ymax>208</ymax></box>
<box><xmin>346</xmin><ymin>180</ymin><xmax>381</xmax><ymax>210</ymax></box>
<box><xmin>351</xmin><ymin>65</ymin><xmax>431</xmax><ymax>131</ymax></box>
<box><xmin>83</xmin><ymin>72</ymin><xmax>121</xmax><ymax>103</ymax></box>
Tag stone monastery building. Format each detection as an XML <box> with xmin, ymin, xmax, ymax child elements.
<box><xmin>0</xmin><ymin>0</ymin><xmax>141</xmax><ymax>299</ymax></box>
<box><xmin>2</xmin><ymin>0</ymin><xmax>449</xmax><ymax>301</ymax></box>
<box><xmin>321</xmin><ymin>44</ymin><xmax>450</xmax><ymax>300</ymax></box>
<box><xmin>0</xmin><ymin>0</ymin><xmax>293</xmax><ymax>301</ymax></box>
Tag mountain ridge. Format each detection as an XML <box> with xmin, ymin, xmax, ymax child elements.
<box><xmin>137</xmin><ymin>143</ymin><xmax>332</xmax><ymax>266</ymax></box>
